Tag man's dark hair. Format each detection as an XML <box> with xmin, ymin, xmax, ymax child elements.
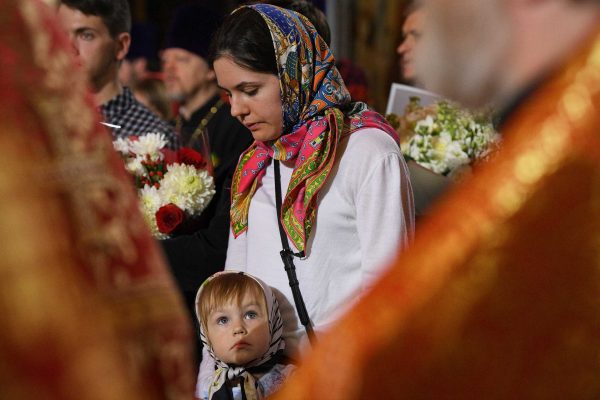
<box><xmin>59</xmin><ymin>0</ymin><xmax>131</xmax><ymax>37</ymax></box>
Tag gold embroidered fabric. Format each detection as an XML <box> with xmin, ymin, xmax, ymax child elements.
<box><xmin>176</xmin><ymin>98</ymin><xmax>224</xmax><ymax>148</ymax></box>
<box><xmin>271</xmin><ymin>29</ymin><xmax>600</xmax><ymax>399</ymax></box>
<box><xmin>0</xmin><ymin>1</ymin><xmax>195</xmax><ymax>399</ymax></box>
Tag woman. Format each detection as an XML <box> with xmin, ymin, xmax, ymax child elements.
<box><xmin>199</xmin><ymin>4</ymin><xmax>414</xmax><ymax>391</ymax></box>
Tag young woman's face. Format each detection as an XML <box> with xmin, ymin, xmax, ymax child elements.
<box><xmin>214</xmin><ymin>56</ymin><xmax>284</xmax><ymax>142</ymax></box>
<box><xmin>206</xmin><ymin>291</ymin><xmax>271</xmax><ymax>366</ymax></box>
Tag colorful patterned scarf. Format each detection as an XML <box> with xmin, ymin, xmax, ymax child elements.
<box><xmin>230</xmin><ymin>4</ymin><xmax>399</xmax><ymax>252</ymax></box>
<box><xmin>196</xmin><ymin>271</ymin><xmax>286</xmax><ymax>399</ymax></box>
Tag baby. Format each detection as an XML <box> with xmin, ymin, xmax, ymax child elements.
<box><xmin>195</xmin><ymin>271</ymin><xmax>294</xmax><ymax>400</ymax></box>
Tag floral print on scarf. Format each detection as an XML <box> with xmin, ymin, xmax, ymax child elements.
<box><xmin>230</xmin><ymin>4</ymin><xmax>398</xmax><ymax>252</ymax></box>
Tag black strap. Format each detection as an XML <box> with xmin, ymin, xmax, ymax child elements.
<box><xmin>273</xmin><ymin>160</ymin><xmax>317</xmax><ymax>346</ymax></box>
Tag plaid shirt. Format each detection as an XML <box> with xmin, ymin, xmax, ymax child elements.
<box><xmin>100</xmin><ymin>87</ymin><xmax>179</xmax><ymax>149</ymax></box>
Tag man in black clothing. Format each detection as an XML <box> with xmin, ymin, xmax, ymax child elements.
<box><xmin>162</xmin><ymin>3</ymin><xmax>252</xmax><ymax>225</ymax></box>
<box><xmin>160</xmin><ymin>3</ymin><xmax>254</xmax><ymax>365</ymax></box>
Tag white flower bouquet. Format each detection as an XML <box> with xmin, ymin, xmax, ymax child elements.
<box><xmin>388</xmin><ymin>98</ymin><xmax>500</xmax><ymax>177</ymax></box>
<box><xmin>114</xmin><ymin>133</ymin><xmax>215</xmax><ymax>239</ymax></box>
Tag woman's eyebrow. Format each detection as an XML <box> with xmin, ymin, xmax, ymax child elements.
<box><xmin>235</xmin><ymin>82</ymin><xmax>259</xmax><ymax>90</ymax></box>
<box><xmin>217</xmin><ymin>81</ymin><xmax>259</xmax><ymax>92</ymax></box>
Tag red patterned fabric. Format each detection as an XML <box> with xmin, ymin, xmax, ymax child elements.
<box><xmin>0</xmin><ymin>1</ymin><xmax>195</xmax><ymax>399</ymax></box>
<box><xmin>271</xmin><ymin>28</ymin><xmax>600</xmax><ymax>400</ymax></box>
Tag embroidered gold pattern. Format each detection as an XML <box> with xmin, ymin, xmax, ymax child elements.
<box><xmin>176</xmin><ymin>98</ymin><xmax>224</xmax><ymax>147</ymax></box>
<box><xmin>6</xmin><ymin>2</ymin><xmax>195</xmax><ymax>399</ymax></box>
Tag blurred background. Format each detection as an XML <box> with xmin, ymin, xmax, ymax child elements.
<box><xmin>128</xmin><ymin>0</ymin><xmax>409</xmax><ymax>113</ymax></box>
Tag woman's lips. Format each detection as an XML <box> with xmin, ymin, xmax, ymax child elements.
<box><xmin>245</xmin><ymin>122</ymin><xmax>261</xmax><ymax>131</ymax></box>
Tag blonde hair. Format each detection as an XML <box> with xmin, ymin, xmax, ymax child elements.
<box><xmin>197</xmin><ymin>273</ymin><xmax>267</xmax><ymax>333</ymax></box>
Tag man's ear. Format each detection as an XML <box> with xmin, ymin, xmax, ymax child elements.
<box><xmin>207</xmin><ymin>68</ymin><xmax>217</xmax><ymax>82</ymax></box>
<box><xmin>115</xmin><ymin>32</ymin><xmax>131</xmax><ymax>61</ymax></box>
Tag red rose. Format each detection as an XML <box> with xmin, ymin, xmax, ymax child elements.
<box><xmin>177</xmin><ymin>147</ymin><xmax>207</xmax><ymax>169</ymax></box>
<box><xmin>161</xmin><ymin>148</ymin><xmax>178</xmax><ymax>164</ymax></box>
<box><xmin>155</xmin><ymin>203</ymin><xmax>185</xmax><ymax>234</ymax></box>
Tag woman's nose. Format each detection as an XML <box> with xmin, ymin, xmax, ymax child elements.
<box><xmin>229</xmin><ymin>96</ymin><xmax>248</xmax><ymax>120</ymax></box>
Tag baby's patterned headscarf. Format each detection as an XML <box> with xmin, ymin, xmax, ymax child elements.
<box><xmin>195</xmin><ymin>271</ymin><xmax>285</xmax><ymax>399</ymax></box>
<box><xmin>230</xmin><ymin>4</ymin><xmax>399</xmax><ymax>253</ymax></box>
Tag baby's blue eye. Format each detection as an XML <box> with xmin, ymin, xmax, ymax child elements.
<box><xmin>216</xmin><ymin>317</ymin><xmax>228</xmax><ymax>325</ymax></box>
<box><xmin>245</xmin><ymin>311</ymin><xmax>258</xmax><ymax>319</ymax></box>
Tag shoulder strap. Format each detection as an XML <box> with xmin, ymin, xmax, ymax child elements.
<box><xmin>274</xmin><ymin>160</ymin><xmax>317</xmax><ymax>346</ymax></box>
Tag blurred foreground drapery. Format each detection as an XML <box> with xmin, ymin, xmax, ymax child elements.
<box><xmin>271</xmin><ymin>29</ymin><xmax>600</xmax><ymax>399</ymax></box>
<box><xmin>0</xmin><ymin>1</ymin><xmax>195</xmax><ymax>399</ymax></box>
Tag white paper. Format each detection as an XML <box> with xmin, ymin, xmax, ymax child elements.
<box><xmin>385</xmin><ymin>83</ymin><xmax>441</xmax><ymax>116</ymax></box>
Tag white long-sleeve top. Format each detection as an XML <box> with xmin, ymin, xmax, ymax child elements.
<box><xmin>197</xmin><ymin>127</ymin><xmax>414</xmax><ymax>398</ymax></box>
<box><xmin>227</xmin><ymin>126</ymin><xmax>414</xmax><ymax>350</ymax></box>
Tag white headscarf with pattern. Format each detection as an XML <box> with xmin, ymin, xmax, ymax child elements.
<box><xmin>195</xmin><ymin>271</ymin><xmax>285</xmax><ymax>399</ymax></box>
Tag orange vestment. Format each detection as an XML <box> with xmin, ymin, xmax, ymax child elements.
<box><xmin>271</xmin><ymin>29</ymin><xmax>600</xmax><ymax>399</ymax></box>
<box><xmin>0</xmin><ymin>1</ymin><xmax>195</xmax><ymax>399</ymax></box>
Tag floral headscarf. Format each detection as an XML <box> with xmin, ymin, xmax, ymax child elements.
<box><xmin>195</xmin><ymin>271</ymin><xmax>285</xmax><ymax>399</ymax></box>
<box><xmin>230</xmin><ymin>4</ymin><xmax>399</xmax><ymax>252</ymax></box>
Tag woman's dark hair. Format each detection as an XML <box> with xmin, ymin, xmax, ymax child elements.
<box><xmin>208</xmin><ymin>7</ymin><xmax>278</xmax><ymax>75</ymax></box>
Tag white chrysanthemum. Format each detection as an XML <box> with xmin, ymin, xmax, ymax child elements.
<box><xmin>139</xmin><ymin>185</ymin><xmax>162</xmax><ymax>214</ymax></box>
<box><xmin>415</xmin><ymin>115</ymin><xmax>435</xmax><ymax>134</ymax></box>
<box><xmin>444</xmin><ymin>142</ymin><xmax>470</xmax><ymax>171</ymax></box>
<box><xmin>138</xmin><ymin>185</ymin><xmax>168</xmax><ymax>239</ymax></box>
<box><xmin>159</xmin><ymin>164</ymin><xmax>215</xmax><ymax>215</ymax></box>
<box><xmin>125</xmin><ymin>155</ymin><xmax>146</xmax><ymax>176</ymax></box>
<box><xmin>427</xmin><ymin>159</ymin><xmax>446</xmax><ymax>174</ymax></box>
<box><xmin>408</xmin><ymin>143</ymin><xmax>422</xmax><ymax>162</ymax></box>
<box><xmin>129</xmin><ymin>133</ymin><xmax>167</xmax><ymax>160</ymax></box>
<box><xmin>463</xmin><ymin>135</ymin><xmax>473</xmax><ymax>149</ymax></box>
<box><xmin>113</xmin><ymin>137</ymin><xmax>130</xmax><ymax>154</ymax></box>
<box><xmin>401</xmin><ymin>100</ymin><xmax>498</xmax><ymax>176</ymax></box>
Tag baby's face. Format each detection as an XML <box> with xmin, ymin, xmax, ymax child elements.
<box><xmin>206</xmin><ymin>291</ymin><xmax>270</xmax><ymax>366</ymax></box>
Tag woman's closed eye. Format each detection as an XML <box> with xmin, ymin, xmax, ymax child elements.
<box><xmin>237</xmin><ymin>82</ymin><xmax>260</xmax><ymax>97</ymax></box>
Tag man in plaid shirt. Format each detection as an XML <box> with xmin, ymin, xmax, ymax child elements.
<box><xmin>57</xmin><ymin>0</ymin><xmax>179</xmax><ymax>149</ymax></box>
